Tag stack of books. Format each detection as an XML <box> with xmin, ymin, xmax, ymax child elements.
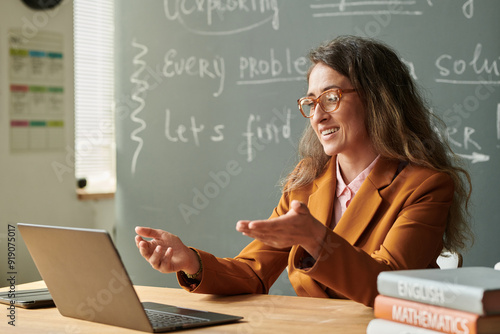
<box><xmin>367</xmin><ymin>267</ymin><xmax>500</xmax><ymax>334</ymax></box>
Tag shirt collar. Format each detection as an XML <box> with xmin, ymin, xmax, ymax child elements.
<box><xmin>336</xmin><ymin>155</ymin><xmax>380</xmax><ymax>197</ymax></box>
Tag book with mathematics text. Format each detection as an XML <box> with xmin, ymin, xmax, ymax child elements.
<box><xmin>377</xmin><ymin>267</ymin><xmax>500</xmax><ymax>315</ymax></box>
<box><xmin>367</xmin><ymin>318</ymin><xmax>448</xmax><ymax>334</ymax></box>
<box><xmin>374</xmin><ymin>295</ymin><xmax>500</xmax><ymax>334</ymax></box>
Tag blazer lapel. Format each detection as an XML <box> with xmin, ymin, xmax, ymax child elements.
<box><xmin>307</xmin><ymin>158</ymin><xmax>336</xmax><ymax>228</ymax></box>
<box><xmin>333</xmin><ymin>157</ymin><xmax>400</xmax><ymax>245</ymax></box>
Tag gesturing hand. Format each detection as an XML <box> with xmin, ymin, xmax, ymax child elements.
<box><xmin>135</xmin><ymin>226</ymin><xmax>200</xmax><ymax>275</ymax></box>
<box><xmin>236</xmin><ymin>200</ymin><xmax>327</xmax><ymax>259</ymax></box>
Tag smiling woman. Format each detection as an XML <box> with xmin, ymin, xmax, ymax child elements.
<box><xmin>287</xmin><ymin>35</ymin><xmax>473</xmax><ymax>251</ymax></box>
<box><xmin>303</xmin><ymin>62</ymin><xmax>376</xmax><ymax>182</ymax></box>
<box><xmin>135</xmin><ymin>35</ymin><xmax>474</xmax><ymax>308</ymax></box>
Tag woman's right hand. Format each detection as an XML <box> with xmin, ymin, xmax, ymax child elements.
<box><xmin>135</xmin><ymin>226</ymin><xmax>200</xmax><ymax>275</ymax></box>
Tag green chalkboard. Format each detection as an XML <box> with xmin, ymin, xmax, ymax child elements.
<box><xmin>115</xmin><ymin>0</ymin><xmax>500</xmax><ymax>295</ymax></box>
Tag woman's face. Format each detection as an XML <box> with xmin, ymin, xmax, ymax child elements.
<box><xmin>307</xmin><ymin>62</ymin><xmax>372</xmax><ymax>158</ymax></box>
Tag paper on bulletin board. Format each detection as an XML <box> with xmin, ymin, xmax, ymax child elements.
<box><xmin>8</xmin><ymin>29</ymin><xmax>65</xmax><ymax>152</ymax></box>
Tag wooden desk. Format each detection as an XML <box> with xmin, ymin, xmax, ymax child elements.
<box><xmin>1</xmin><ymin>281</ymin><xmax>374</xmax><ymax>333</ymax></box>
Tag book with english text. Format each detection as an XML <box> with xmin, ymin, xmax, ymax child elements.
<box><xmin>374</xmin><ymin>295</ymin><xmax>500</xmax><ymax>334</ymax></box>
<box><xmin>377</xmin><ymin>267</ymin><xmax>500</xmax><ymax>316</ymax></box>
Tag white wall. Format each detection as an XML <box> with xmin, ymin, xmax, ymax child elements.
<box><xmin>0</xmin><ymin>0</ymin><xmax>115</xmax><ymax>287</ymax></box>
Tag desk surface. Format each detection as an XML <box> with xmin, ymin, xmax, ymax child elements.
<box><xmin>1</xmin><ymin>281</ymin><xmax>374</xmax><ymax>333</ymax></box>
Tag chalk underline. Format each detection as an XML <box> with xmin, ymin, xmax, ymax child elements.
<box><xmin>310</xmin><ymin>1</ymin><xmax>417</xmax><ymax>9</ymax></box>
<box><xmin>237</xmin><ymin>77</ymin><xmax>304</xmax><ymax>85</ymax></box>
<box><xmin>435</xmin><ymin>79</ymin><xmax>500</xmax><ymax>85</ymax></box>
<box><xmin>313</xmin><ymin>10</ymin><xmax>422</xmax><ymax>17</ymax></box>
<box><xmin>181</xmin><ymin>16</ymin><xmax>274</xmax><ymax>36</ymax></box>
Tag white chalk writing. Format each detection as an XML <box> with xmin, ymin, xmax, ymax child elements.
<box><xmin>164</xmin><ymin>109</ymin><xmax>224</xmax><ymax>147</ymax></box>
<box><xmin>310</xmin><ymin>1</ymin><xmax>425</xmax><ymax>18</ymax></box>
<box><xmin>163</xmin><ymin>49</ymin><xmax>225</xmax><ymax>97</ymax></box>
<box><xmin>435</xmin><ymin>43</ymin><xmax>500</xmax><ymax>85</ymax></box>
<box><xmin>163</xmin><ymin>0</ymin><xmax>279</xmax><ymax>35</ymax></box>
<box><xmin>238</xmin><ymin>48</ymin><xmax>308</xmax><ymax>85</ymax></box>
<box><xmin>242</xmin><ymin>108</ymin><xmax>291</xmax><ymax>162</ymax></box>
<box><xmin>129</xmin><ymin>39</ymin><xmax>149</xmax><ymax>174</ymax></box>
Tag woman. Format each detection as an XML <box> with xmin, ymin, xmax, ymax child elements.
<box><xmin>135</xmin><ymin>35</ymin><xmax>473</xmax><ymax>307</ymax></box>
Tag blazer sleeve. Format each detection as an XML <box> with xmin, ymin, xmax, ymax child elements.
<box><xmin>290</xmin><ymin>171</ymin><xmax>454</xmax><ymax>307</ymax></box>
<box><xmin>177</xmin><ymin>194</ymin><xmax>293</xmax><ymax>295</ymax></box>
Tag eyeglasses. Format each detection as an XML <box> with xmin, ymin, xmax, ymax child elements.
<box><xmin>297</xmin><ymin>88</ymin><xmax>356</xmax><ymax>118</ymax></box>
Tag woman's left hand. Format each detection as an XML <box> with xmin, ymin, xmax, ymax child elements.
<box><xmin>236</xmin><ymin>200</ymin><xmax>327</xmax><ymax>259</ymax></box>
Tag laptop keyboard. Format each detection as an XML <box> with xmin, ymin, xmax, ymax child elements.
<box><xmin>145</xmin><ymin>308</ymin><xmax>210</xmax><ymax>328</ymax></box>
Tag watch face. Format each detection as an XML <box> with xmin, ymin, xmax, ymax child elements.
<box><xmin>21</xmin><ymin>0</ymin><xmax>64</xmax><ymax>10</ymax></box>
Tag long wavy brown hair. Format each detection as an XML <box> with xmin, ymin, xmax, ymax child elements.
<box><xmin>284</xmin><ymin>35</ymin><xmax>473</xmax><ymax>254</ymax></box>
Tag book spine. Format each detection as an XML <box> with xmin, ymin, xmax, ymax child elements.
<box><xmin>374</xmin><ymin>295</ymin><xmax>479</xmax><ymax>334</ymax></box>
<box><xmin>367</xmin><ymin>319</ymin><xmax>446</xmax><ymax>334</ymax></box>
<box><xmin>377</xmin><ymin>274</ymin><xmax>484</xmax><ymax>315</ymax></box>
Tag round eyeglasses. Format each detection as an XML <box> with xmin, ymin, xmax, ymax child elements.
<box><xmin>297</xmin><ymin>88</ymin><xmax>357</xmax><ymax>118</ymax></box>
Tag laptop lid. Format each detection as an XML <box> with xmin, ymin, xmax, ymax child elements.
<box><xmin>18</xmin><ymin>223</ymin><xmax>155</xmax><ymax>332</ymax></box>
<box><xmin>18</xmin><ymin>223</ymin><xmax>242</xmax><ymax>332</ymax></box>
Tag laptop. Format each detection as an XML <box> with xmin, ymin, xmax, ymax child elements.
<box><xmin>18</xmin><ymin>223</ymin><xmax>242</xmax><ymax>332</ymax></box>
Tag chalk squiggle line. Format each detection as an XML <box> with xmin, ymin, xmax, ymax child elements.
<box><xmin>130</xmin><ymin>39</ymin><xmax>149</xmax><ymax>175</ymax></box>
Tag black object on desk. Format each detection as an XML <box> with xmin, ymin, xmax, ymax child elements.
<box><xmin>0</xmin><ymin>288</ymin><xmax>54</xmax><ymax>309</ymax></box>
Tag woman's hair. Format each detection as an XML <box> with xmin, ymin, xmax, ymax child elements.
<box><xmin>284</xmin><ymin>35</ymin><xmax>473</xmax><ymax>253</ymax></box>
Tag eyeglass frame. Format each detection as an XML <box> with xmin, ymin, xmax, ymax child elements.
<box><xmin>297</xmin><ymin>88</ymin><xmax>357</xmax><ymax>118</ymax></box>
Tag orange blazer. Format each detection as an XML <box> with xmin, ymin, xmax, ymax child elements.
<box><xmin>177</xmin><ymin>157</ymin><xmax>454</xmax><ymax>307</ymax></box>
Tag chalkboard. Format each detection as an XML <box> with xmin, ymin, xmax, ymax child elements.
<box><xmin>114</xmin><ymin>0</ymin><xmax>500</xmax><ymax>295</ymax></box>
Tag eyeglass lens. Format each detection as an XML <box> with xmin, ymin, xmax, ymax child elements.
<box><xmin>300</xmin><ymin>90</ymin><xmax>340</xmax><ymax>116</ymax></box>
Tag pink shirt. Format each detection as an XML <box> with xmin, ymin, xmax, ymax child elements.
<box><xmin>333</xmin><ymin>155</ymin><xmax>380</xmax><ymax>227</ymax></box>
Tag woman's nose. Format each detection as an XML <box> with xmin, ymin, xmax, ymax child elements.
<box><xmin>312</xmin><ymin>103</ymin><xmax>329</xmax><ymax>121</ymax></box>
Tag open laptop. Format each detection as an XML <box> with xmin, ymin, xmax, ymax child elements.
<box><xmin>18</xmin><ymin>223</ymin><xmax>242</xmax><ymax>332</ymax></box>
